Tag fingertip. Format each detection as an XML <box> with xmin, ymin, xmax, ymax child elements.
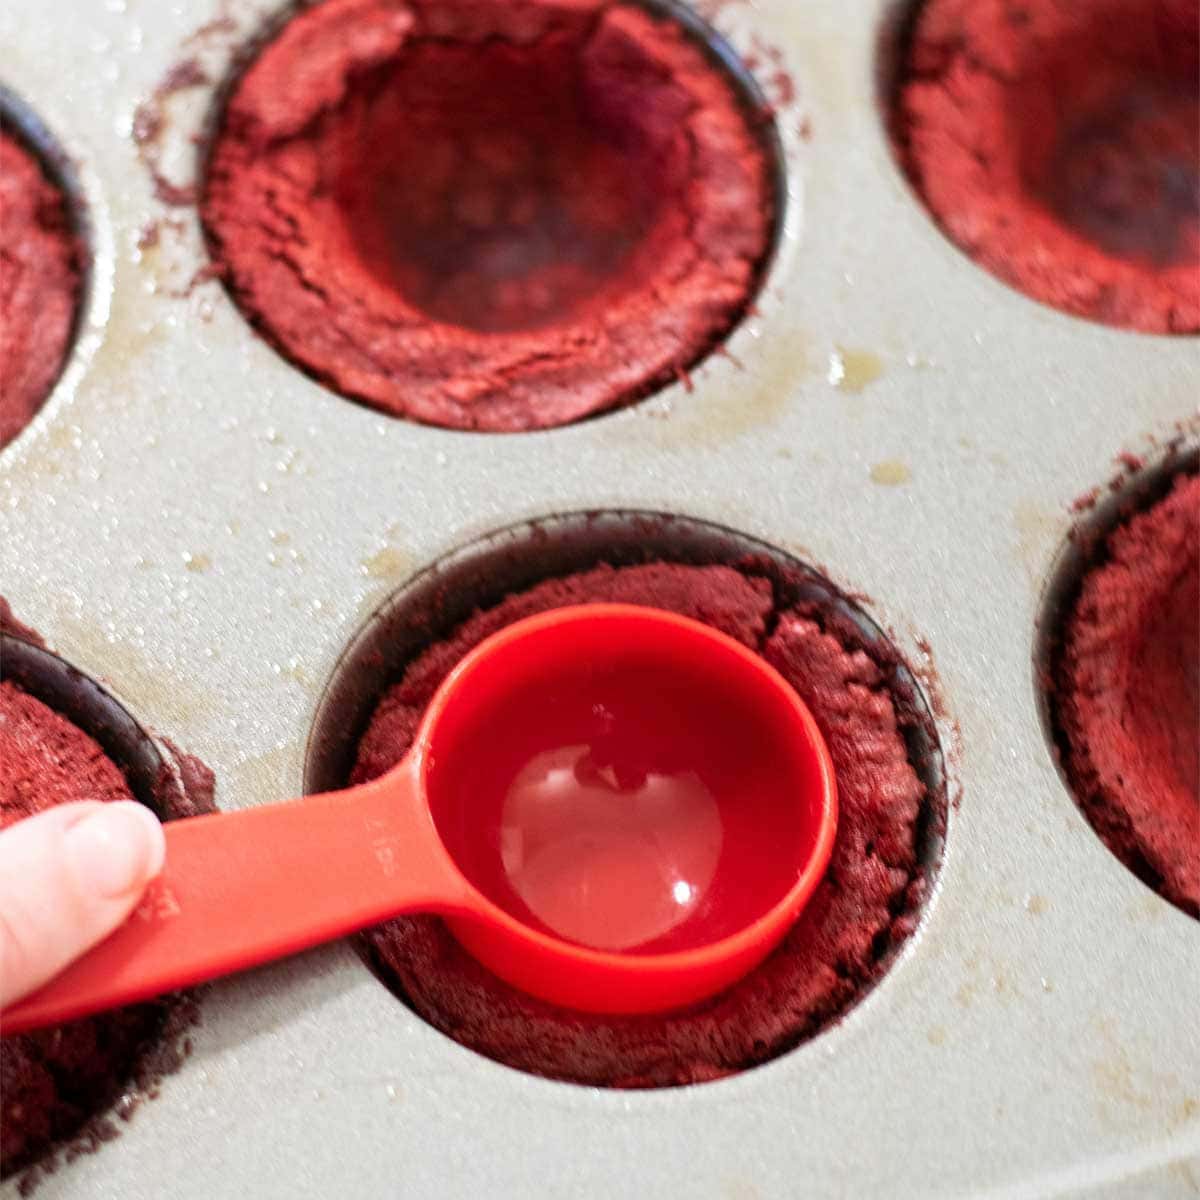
<box><xmin>123</xmin><ymin>801</ymin><xmax>167</xmax><ymax>881</ymax></box>
<box><xmin>64</xmin><ymin>801</ymin><xmax>165</xmax><ymax>900</ymax></box>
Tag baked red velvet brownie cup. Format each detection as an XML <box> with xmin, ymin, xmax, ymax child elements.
<box><xmin>202</xmin><ymin>0</ymin><xmax>776</xmax><ymax>430</ymax></box>
<box><xmin>895</xmin><ymin>0</ymin><xmax>1199</xmax><ymax>333</ymax></box>
<box><xmin>0</xmin><ymin>130</ymin><xmax>83</xmax><ymax>448</ymax></box>
<box><xmin>351</xmin><ymin>560</ymin><xmax>933</xmax><ymax>1086</ymax></box>
<box><xmin>0</xmin><ymin>604</ymin><xmax>215</xmax><ymax>1178</ymax></box>
<box><xmin>1051</xmin><ymin>471</ymin><xmax>1199</xmax><ymax>917</ymax></box>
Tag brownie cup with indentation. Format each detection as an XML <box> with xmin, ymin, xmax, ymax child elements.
<box><xmin>0</xmin><ymin>603</ymin><xmax>215</xmax><ymax>1179</ymax></box>
<box><xmin>1051</xmin><ymin>471</ymin><xmax>1199</xmax><ymax>917</ymax></box>
<box><xmin>351</xmin><ymin>560</ymin><xmax>935</xmax><ymax>1086</ymax></box>
<box><xmin>895</xmin><ymin>0</ymin><xmax>1199</xmax><ymax>332</ymax></box>
<box><xmin>0</xmin><ymin>130</ymin><xmax>82</xmax><ymax>448</ymax></box>
<box><xmin>202</xmin><ymin>0</ymin><xmax>776</xmax><ymax>430</ymax></box>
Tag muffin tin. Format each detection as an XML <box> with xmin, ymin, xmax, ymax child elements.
<box><xmin>1</xmin><ymin>0</ymin><xmax>1197</xmax><ymax>1196</ymax></box>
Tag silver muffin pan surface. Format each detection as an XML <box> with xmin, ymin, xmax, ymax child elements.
<box><xmin>1</xmin><ymin>0</ymin><xmax>1197</xmax><ymax>1196</ymax></box>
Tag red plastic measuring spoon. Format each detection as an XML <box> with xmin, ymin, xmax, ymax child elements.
<box><xmin>1</xmin><ymin>605</ymin><xmax>836</xmax><ymax>1032</ymax></box>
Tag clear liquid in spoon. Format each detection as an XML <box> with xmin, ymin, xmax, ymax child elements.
<box><xmin>430</xmin><ymin>647</ymin><xmax>813</xmax><ymax>955</ymax></box>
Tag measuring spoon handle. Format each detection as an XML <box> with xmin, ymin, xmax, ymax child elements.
<box><xmin>0</xmin><ymin>760</ymin><xmax>470</xmax><ymax>1034</ymax></box>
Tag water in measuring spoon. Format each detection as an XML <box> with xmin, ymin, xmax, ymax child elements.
<box><xmin>431</xmin><ymin>654</ymin><xmax>809</xmax><ymax>955</ymax></box>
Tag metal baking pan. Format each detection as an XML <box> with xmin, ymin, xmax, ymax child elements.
<box><xmin>1</xmin><ymin>0</ymin><xmax>1196</xmax><ymax>1195</ymax></box>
